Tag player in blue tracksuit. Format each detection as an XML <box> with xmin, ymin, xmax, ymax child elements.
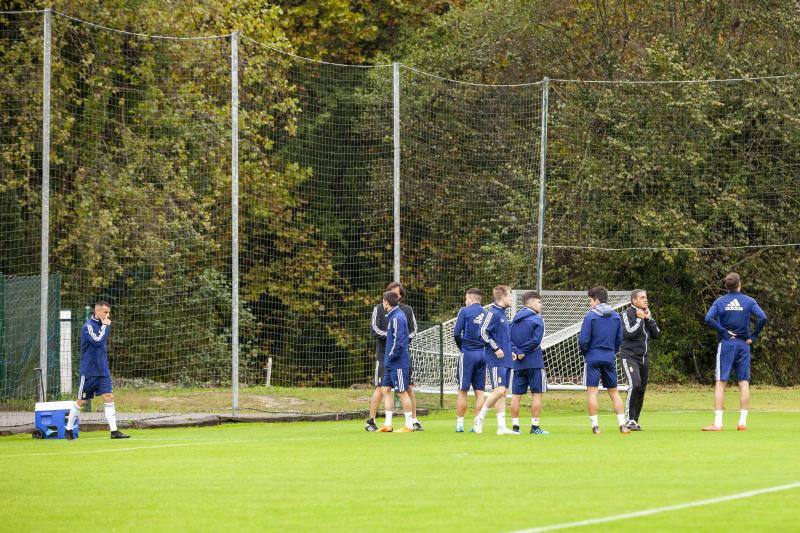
<box><xmin>578</xmin><ymin>286</ymin><xmax>629</xmax><ymax>435</ymax></box>
<box><xmin>452</xmin><ymin>288</ymin><xmax>488</xmax><ymax>432</ymax></box>
<box><xmin>65</xmin><ymin>300</ymin><xmax>129</xmax><ymax>439</ymax></box>
<box><xmin>473</xmin><ymin>285</ymin><xmax>518</xmax><ymax>435</ymax></box>
<box><xmin>510</xmin><ymin>291</ymin><xmax>549</xmax><ymax>435</ymax></box>
<box><xmin>379</xmin><ymin>291</ymin><xmax>415</xmax><ymax>432</ymax></box>
<box><xmin>702</xmin><ymin>272</ymin><xmax>767</xmax><ymax>431</ymax></box>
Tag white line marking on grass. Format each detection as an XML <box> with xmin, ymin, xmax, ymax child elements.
<box><xmin>0</xmin><ymin>440</ymin><xmax>244</xmax><ymax>458</ymax></box>
<box><xmin>510</xmin><ymin>481</ymin><xmax>800</xmax><ymax>532</ymax></box>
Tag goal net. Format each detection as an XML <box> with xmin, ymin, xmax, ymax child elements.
<box><xmin>410</xmin><ymin>290</ymin><xmax>631</xmax><ymax>392</ymax></box>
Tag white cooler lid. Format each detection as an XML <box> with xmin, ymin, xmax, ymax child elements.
<box><xmin>35</xmin><ymin>401</ymin><xmax>75</xmax><ymax>411</ymax></box>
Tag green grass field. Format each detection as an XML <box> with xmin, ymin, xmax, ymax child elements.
<box><xmin>2</xmin><ymin>388</ymin><xmax>799</xmax><ymax>532</ymax></box>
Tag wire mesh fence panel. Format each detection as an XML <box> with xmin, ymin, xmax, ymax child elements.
<box><xmin>48</xmin><ymin>14</ymin><xmax>233</xmax><ymax>405</ymax></box>
<box><xmin>0</xmin><ymin>11</ymin><xmax>46</xmax><ymax>414</ymax></box>
<box><xmin>238</xmin><ymin>38</ymin><xmax>394</xmax><ymax>402</ymax></box>
<box><xmin>398</xmin><ymin>68</ymin><xmax>543</xmax><ymax>325</ymax></box>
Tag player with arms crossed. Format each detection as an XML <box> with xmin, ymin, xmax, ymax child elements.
<box><xmin>65</xmin><ymin>301</ymin><xmax>130</xmax><ymax>440</ymax></box>
<box><xmin>509</xmin><ymin>291</ymin><xmax>549</xmax><ymax>435</ymax></box>
<box><xmin>703</xmin><ymin>272</ymin><xmax>767</xmax><ymax>431</ymax></box>
<box><xmin>578</xmin><ymin>286</ymin><xmax>629</xmax><ymax>435</ymax></box>
<box><xmin>473</xmin><ymin>285</ymin><xmax>518</xmax><ymax>435</ymax></box>
<box><xmin>379</xmin><ymin>291</ymin><xmax>415</xmax><ymax>433</ymax></box>
<box><xmin>453</xmin><ymin>288</ymin><xmax>488</xmax><ymax>432</ymax></box>
<box><xmin>366</xmin><ymin>282</ymin><xmax>421</xmax><ymax>431</ymax></box>
<box><xmin>619</xmin><ymin>289</ymin><xmax>661</xmax><ymax>431</ymax></box>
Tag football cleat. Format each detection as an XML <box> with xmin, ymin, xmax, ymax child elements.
<box><xmin>737</xmin><ymin>425</ymin><xmax>747</xmax><ymax>431</ymax></box>
<box><xmin>497</xmin><ymin>427</ymin><xmax>520</xmax><ymax>435</ymax></box>
<box><xmin>365</xmin><ymin>419</ymin><xmax>378</xmax><ymax>432</ymax></box>
<box><xmin>512</xmin><ymin>425</ymin><xmax>520</xmax><ymax>433</ymax></box>
<box><xmin>378</xmin><ymin>425</ymin><xmax>393</xmax><ymax>432</ymax></box>
<box><xmin>65</xmin><ymin>429</ymin><xmax>75</xmax><ymax>440</ymax></box>
<box><xmin>398</xmin><ymin>426</ymin><xmax>415</xmax><ymax>433</ymax></box>
<box><xmin>592</xmin><ymin>426</ymin><xmax>601</xmax><ymax>435</ymax></box>
<box><xmin>456</xmin><ymin>425</ymin><xmax>464</xmax><ymax>433</ymax></box>
<box><xmin>702</xmin><ymin>424</ymin><xmax>723</xmax><ymax>432</ymax></box>
<box><xmin>530</xmin><ymin>426</ymin><xmax>549</xmax><ymax>435</ymax></box>
<box><xmin>619</xmin><ymin>425</ymin><xmax>631</xmax><ymax>435</ymax></box>
<box><xmin>413</xmin><ymin>422</ymin><xmax>424</xmax><ymax>431</ymax></box>
<box><xmin>110</xmin><ymin>430</ymin><xmax>130</xmax><ymax>439</ymax></box>
<box><xmin>471</xmin><ymin>417</ymin><xmax>483</xmax><ymax>434</ymax></box>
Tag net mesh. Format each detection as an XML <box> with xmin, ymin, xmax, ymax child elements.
<box><xmin>410</xmin><ymin>290</ymin><xmax>631</xmax><ymax>393</ymax></box>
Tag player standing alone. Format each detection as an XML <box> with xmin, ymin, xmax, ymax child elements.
<box><xmin>702</xmin><ymin>272</ymin><xmax>767</xmax><ymax>431</ymax></box>
<box><xmin>509</xmin><ymin>291</ymin><xmax>549</xmax><ymax>435</ymax></box>
<box><xmin>473</xmin><ymin>285</ymin><xmax>517</xmax><ymax>435</ymax></box>
<box><xmin>453</xmin><ymin>288</ymin><xmax>488</xmax><ymax>432</ymax></box>
<box><xmin>65</xmin><ymin>301</ymin><xmax>129</xmax><ymax>440</ymax></box>
<box><xmin>578</xmin><ymin>286</ymin><xmax>629</xmax><ymax>435</ymax></box>
<box><xmin>618</xmin><ymin>289</ymin><xmax>660</xmax><ymax>431</ymax></box>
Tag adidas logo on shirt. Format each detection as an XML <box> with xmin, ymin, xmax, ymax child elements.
<box><xmin>725</xmin><ymin>299</ymin><xmax>744</xmax><ymax>311</ymax></box>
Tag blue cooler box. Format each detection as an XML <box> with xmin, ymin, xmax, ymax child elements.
<box><xmin>34</xmin><ymin>401</ymin><xmax>79</xmax><ymax>439</ymax></box>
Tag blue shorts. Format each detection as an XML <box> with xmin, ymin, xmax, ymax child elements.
<box><xmin>381</xmin><ymin>367</ymin><xmax>410</xmax><ymax>392</ymax></box>
<box><xmin>512</xmin><ymin>368</ymin><xmax>547</xmax><ymax>395</ymax></box>
<box><xmin>716</xmin><ymin>339</ymin><xmax>750</xmax><ymax>382</ymax></box>
<box><xmin>584</xmin><ymin>360</ymin><xmax>618</xmax><ymax>389</ymax></box>
<box><xmin>488</xmin><ymin>365</ymin><xmax>512</xmax><ymax>390</ymax></box>
<box><xmin>457</xmin><ymin>350</ymin><xmax>486</xmax><ymax>391</ymax></box>
<box><xmin>78</xmin><ymin>375</ymin><xmax>113</xmax><ymax>400</ymax></box>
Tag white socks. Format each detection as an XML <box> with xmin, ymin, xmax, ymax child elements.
<box><xmin>404</xmin><ymin>412</ymin><xmax>413</xmax><ymax>429</ymax></box>
<box><xmin>66</xmin><ymin>402</ymin><xmax>81</xmax><ymax>430</ymax></box>
<box><xmin>714</xmin><ymin>410</ymin><xmax>723</xmax><ymax>427</ymax></box>
<box><xmin>616</xmin><ymin>413</ymin><xmax>626</xmax><ymax>426</ymax></box>
<box><xmin>478</xmin><ymin>405</ymin><xmax>489</xmax><ymax>420</ymax></box>
<box><xmin>532</xmin><ymin>418</ymin><xmax>540</xmax><ymax>427</ymax></box>
<box><xmin>497</xmin><ymin>413</ymin><xmax>506</xmax><ymax>428</ymax></box>
<box><xmin>384</xmin><ymin>411</ymin><xmax>393</xmax><ymax>426</ymax></box>
<box><xmin>456</xmin><ymin>416</ymin><xmax>464</xmax><ymax>426</ymax></box>
<box><xmin>739</xmin><ymin>410</ymin><xmax>748</xmax><ymax>426</ymax></box>
<box><xmin>511</xmin><ymin>417</ymin><xmax>520</xmax><ymax>427</ymax></box>
<box><xmin>105</xmin><ymin>402</ymin><xmax>117</xmax><ymax>432</ymax></box>
<box><xmin>589</xmin><ymin>415</ymin><xmax>599</xmax><ymax>427</ymax></box>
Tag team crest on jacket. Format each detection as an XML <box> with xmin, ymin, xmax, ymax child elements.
<box><xmin>725</xmin><ymin>299</ymin><xmax>744</xmax><ymax>311</ymax></box>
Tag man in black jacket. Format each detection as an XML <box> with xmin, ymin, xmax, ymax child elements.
<box><xmin>619</xmin><ymin>289</ymin><xmax>661</xmax><ymax>430</ymax></box>
<box><xmin>365</xmin><ymin>282</ymin><xmax>420</xmax><ymax>431</ymax></box>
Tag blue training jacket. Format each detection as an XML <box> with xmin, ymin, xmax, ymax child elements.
<box><xmin>578</xmin><ymin>303</ymin><xmax>623</xmax><ymax>363</ymax></box>
<box><xmin>80</xmin><ymin>316</ymin><xmax>111</xmax><ymax>377</ymax></box>
<box><xmin>481</xmin><ymin>303</ymin><xmax>515</xmax><ymax>368</ymax></box>
<box><xmin>705</xmin><ymin>291</ymin><xmax>767</xmax><ymax>342</ymax></box>
<box><xmin>384</xmin><ymin>306</ymin><xmax>410</xmax><ymax>370</ymax></box>
<box><xmin>510</xmin><ymin>307</ymin><xmax>545</xmax><ymax>370</ymax></box>
<box><xmin>453</xmin><ymin>303</ymin><xmax>489</xmax><ymax>352</ymax></box>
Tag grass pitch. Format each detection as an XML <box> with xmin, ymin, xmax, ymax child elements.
<box><xmin>2</xmin><ymin>389</ymin><xmax>799</xmax><ymax>532</ymax></box>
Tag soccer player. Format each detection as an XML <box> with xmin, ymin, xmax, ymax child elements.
<box><xmin>473</xmin><ymin>285</ymin><xmax>518</xmax><ymax>435</ymax></box>
<box><xmin>65</xmin><ymin>301</ymin><xmax>129</xmax><ymax>440</ymax></box>
<box><xmin>702</xmin><ymin>272</ymin><xmax>767</xmax><ymax>431</ymax></box>
<box><xmin>379</xmin><ymin>291</ymin><xmax>415</xmax><ymax>433</ymax></box>
<box><xmin>453</xmin><ymin>288</ymin><xmax>488</xmax><ymax>432</ymax></box>
<box><xmin>578</xmin><ymin>286</ymin><xmax>629</xmax><ymax>435</ymax></box>
<box><xmin>366</xmin><ymin>281</ymin><xmax>420</xmax><ymax>432</ymax></box>
<box><xmin>619</xmin><ymin>289</ymin><xmax>661</xmax><ymax>431</ymax></box>
<box><xmin>510</xmin><ymin>291</ymin><xmax>549</xmax><ymax>435</ymax></box>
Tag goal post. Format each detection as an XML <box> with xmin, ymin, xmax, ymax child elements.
<box><xmin>410</xmin><ymin>290</ymin><xmax>631</xmax><ymax>393</ymax></box>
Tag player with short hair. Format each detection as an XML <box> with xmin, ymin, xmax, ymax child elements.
<box><xmin>702</xmin><ymin>272</ymin><xmax>767</xmax><ymax>431</ymax></box>
<box><xmin>453</xmin><ymin>288</ymin><xmax>488</xmax><ymax>432</ymax></box>
<box><xmin>579</xmin><ymin>286</ymin><xmax>629</xmax><ymax>435</ymax></box>
<box><xmin>472</xmin><ymin>285</ymin><xmax>518</xmax><ymax>435</ymax></box>
<box><xmin>379</xmin><ymin>291</ymin><xmax>415</xmax><ymax>432</ymax></box>
<box><xmin>366</xmin><ymin>281</ymin><xmax>420</xmax><ymax>432</ymax></box>
<box><xmin>510</xmin><ymin>291</ymin><xmax>549</xmax><ymax>435</ymax></box>
<box><xmin>65</xmin><ymin>301</ymin><xmax>129</xmax><ymax>440</ymax></box>
<box><xmin>619</xmin><ymin>289</ymin><xmax>661</xmax><ymax>430</ymax></box>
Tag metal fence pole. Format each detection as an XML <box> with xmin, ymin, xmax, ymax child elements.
<box><xmin>392</xmin><ymin>62</ymin><xmax>401</xmax><ymax>283</ymax></box>
<box><xmin>39</xmin><ymin>8</ymin><xmax>52</xmax><ymax>396</ymax></box>
<box><xmin>230</xmin><ymin>31</ymin><xmax>240</xmax><ymax>413</ymax></box>
<box><xmin>535</xmin><ymin>77</ymin><xmax>549</xmax><ymax>293</ymax></box>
